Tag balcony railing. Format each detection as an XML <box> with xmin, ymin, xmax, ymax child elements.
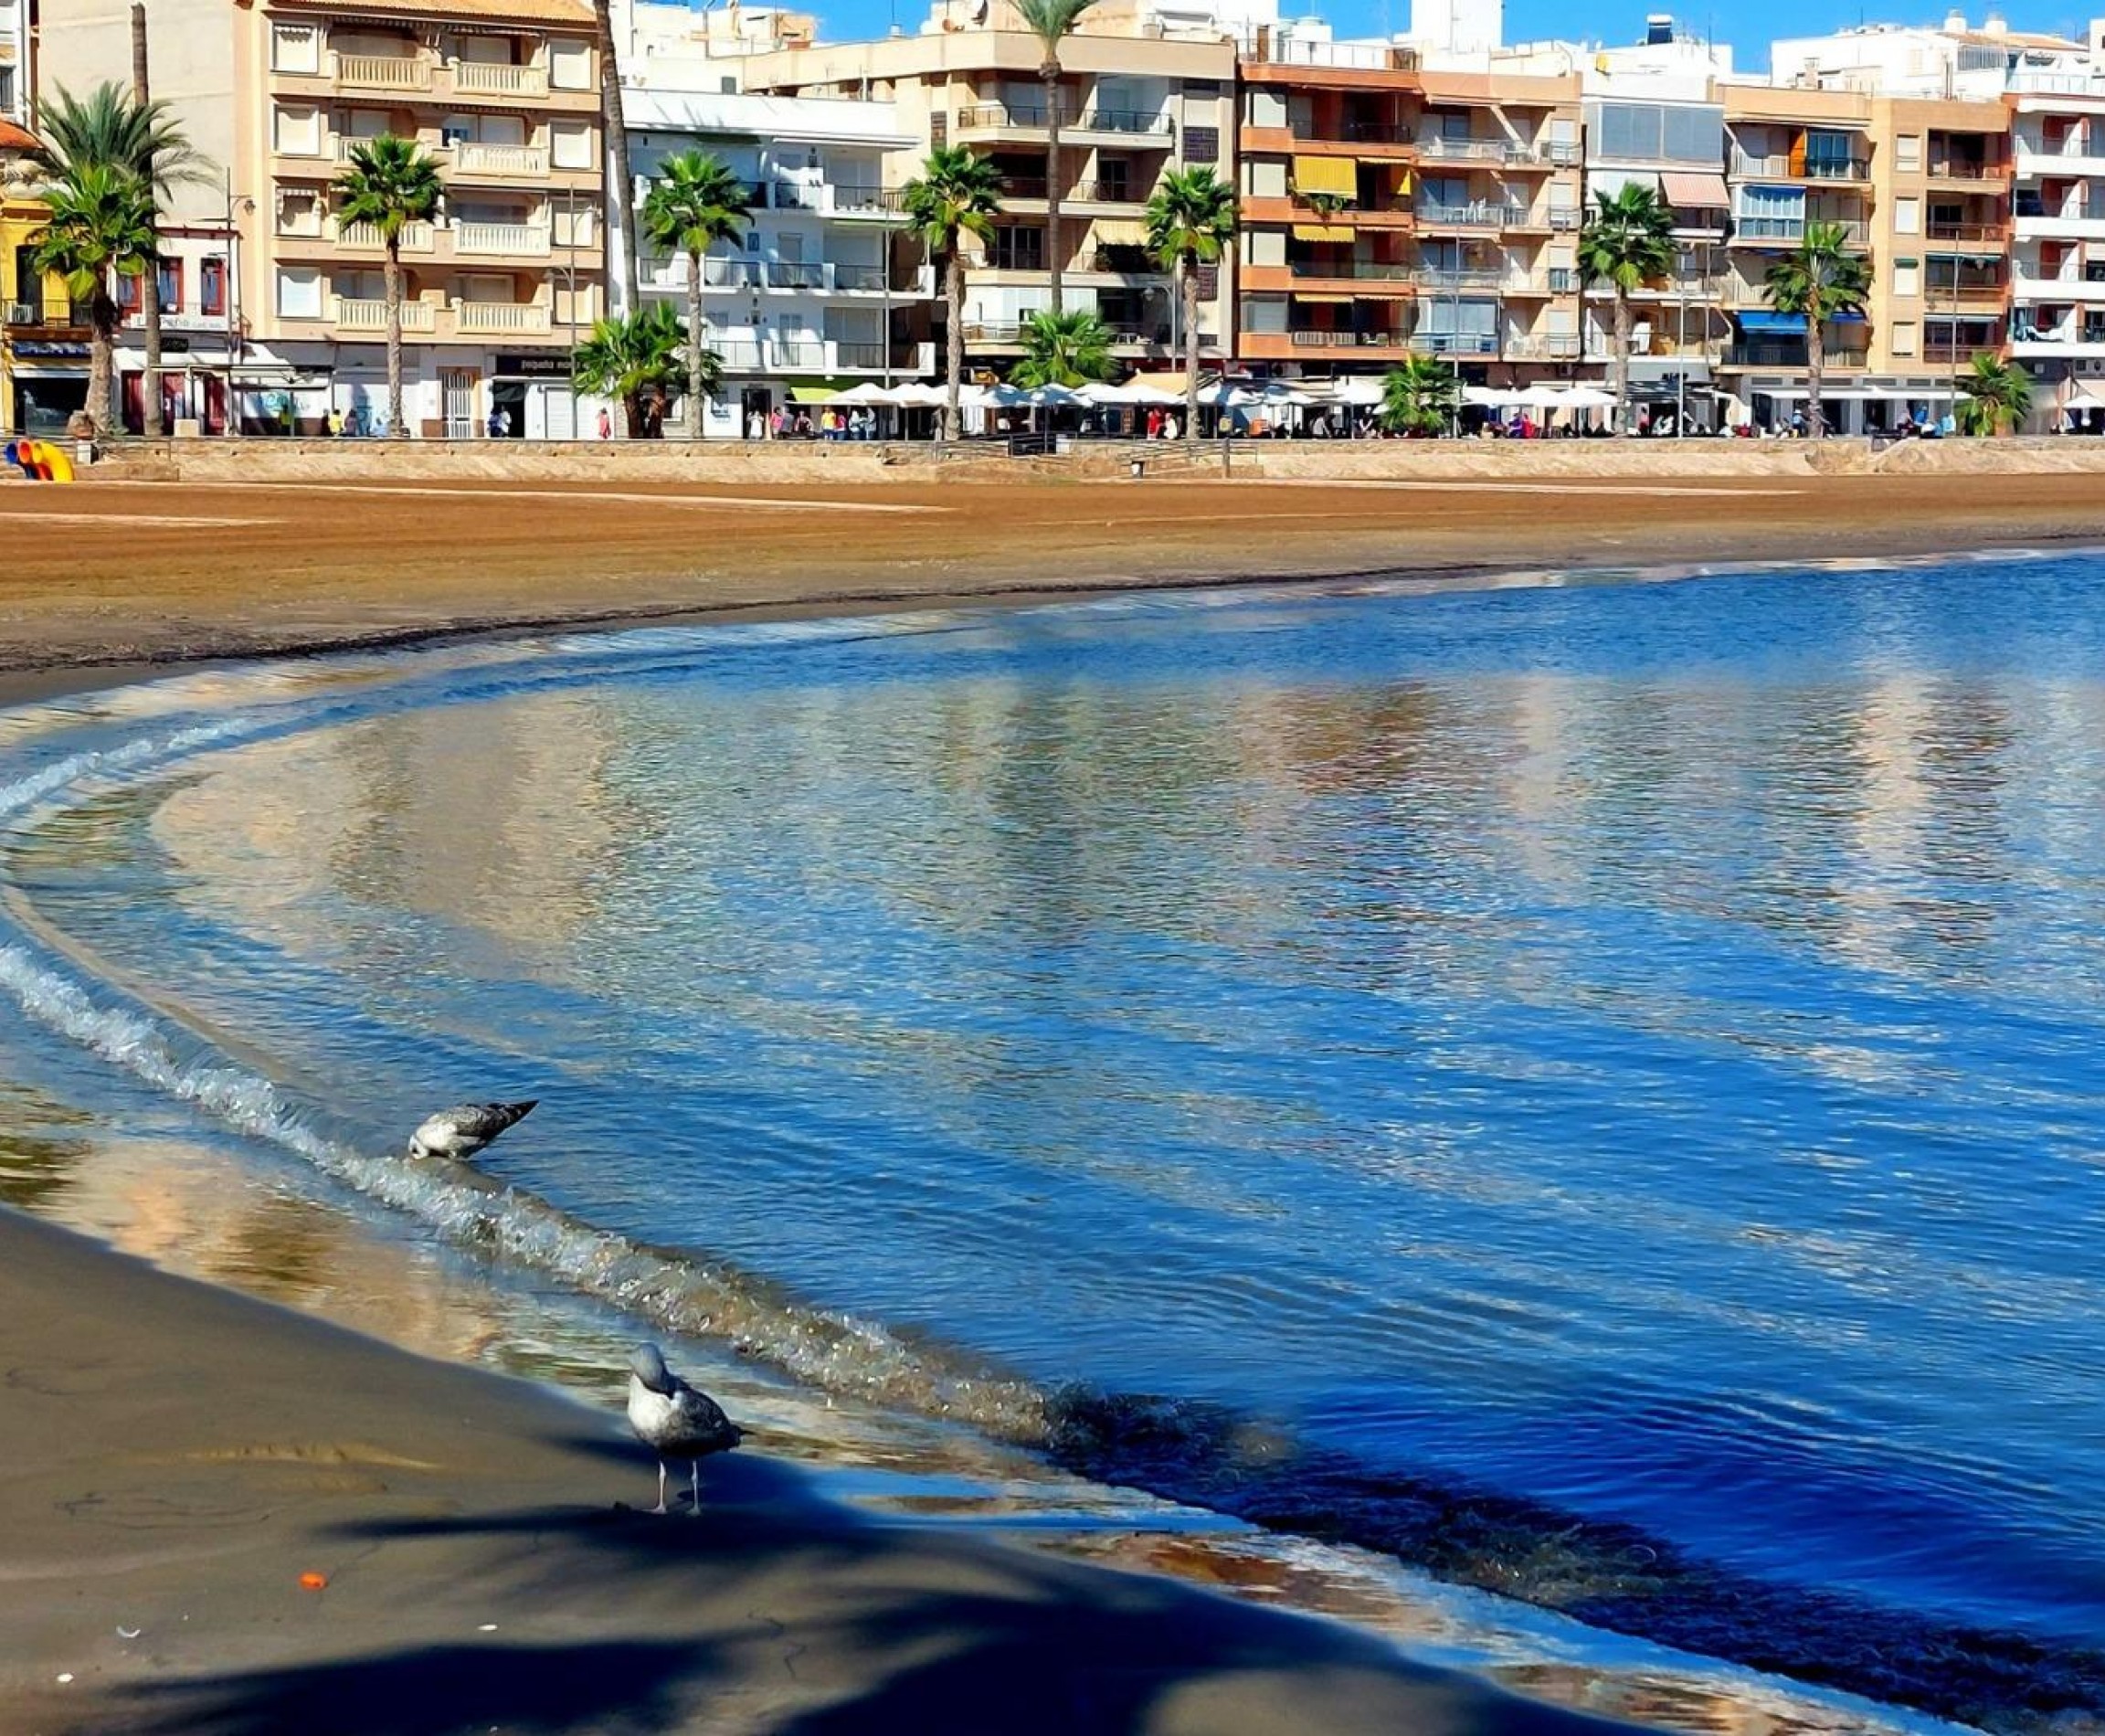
<box><xmin>1078</xmin><ymin>108</ymin><xmax>1173</xmax><ymax>135</ymax></box>
<box><xmin>5</xmin><ymin>299</ymin><xmax>74</xmax><ymax>327</ymax></box>
<box><xmin>1410</xmin><ymin>330</ymin><xmax>1500</xmax><ymax>355</ymax></box>
<box><xmin>1729</xmin><ymin>151</ymin><xmax>1869</xmax><ymax>180</ymax></box>
<box><xmin>1415</xmin><ymin>199</ymin><xmax>1528</xmax><ymax>229</ymax></box>
<box><xmin>834</xmin><ymin>341</ymin><xmax>888</xmax><ymax>369</ymax></box>
<box><xmin>2008</xmin><ymin>70</ymin><xmax>2105</xmax><ymax>93</ymax></box>
<box><xmin>453</xmin><ymin>61</ymin><xmax>549</xmax><ymax>99</ymax></box>
<box><xmin>337</xmin><ymin>218</ymin><xmax>436</xmax><ymax>251</ymax></box>
<box><xmin>1732</xmin><ymin>216</ymin><xmax>1868</xmax><ymax>245</ymax></box>
<box><xmin>770</xmin><ymin>179</ymin><xmax>825</xmax><ymax>211</ymax></box>
<box><xmin>1503</xmin><ymin>333</ymin><xmax>1583</xmax><ymax>358</ymax></box>
<box><xmin>957</xmin><ymin>102</ymin><xmax>1045</xmax><ymax>130</ymax></box>
<box><xmin>334</xmin><ymin>53</ymin><xmax>430</xmax><ymax>91</ymax></box>
<box><xmin>457</xmin><ymin>221</ymin><xmax>550</xmax><ymax>257</ymax></box>
<box><xmin>457</xmin><ymin>301</ymin><xmax>552</xmax><ymax>333</ymax></box>
<box><xmin>1242</xmin><ymin>34</ymin><xmax>1420</xmax><ymax>70</ymax></box>
<box><xmin>454</xmin><ymin>142</ymin><xmax>548</xmax><ymax>177</ymax></box>
<box><xmin>1926</xmin><ymin>157</ymin><xmax>2000</xmax><ymax>181</ymax></box>
<box><xmin>833</xmin><ymin>185</ymin><xmax>909</xmax><ymax>215</ymax></box>
<box><xmin>1290</xmin><ymin>327</ymin><xmax>1409</xmax><ymax>346</ymax></box>
<box><xmin>1290</xmin><ymin>259</ymin><xmax>1414</xmax><ymax>281</ymax></box>
<box><xmin>2017</xmin><ymin>196</ymin><xmax>2105</xmax><ymax>222</ymax></box>
<box><xmin>1925</xmin><ymin>220</ymin><xmax>2004</xmax><ymax>243</ymax></box>
<box><xmin>833</xmin><ymin>264</ymin><xmax>889</xmax><ymax>291</ymax></box>
<box><xmin>335</xmin><ymin>297</ymin><xmax>436</xmax><ymax>332</ymax></box>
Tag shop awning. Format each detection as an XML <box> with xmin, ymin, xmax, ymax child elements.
<box><xmin>1291</xmin><ymin>290</ymin><xmax>1355</xmax><ymax>303</ymax></box>
<box><xmin>1292</xmin><ymin>155</ymin><xmax>1359</xmax><ymax>198</ymax></box>
<box><xmin>1370</xmin><ymin>165</ymin><xmax>1411</xmax><ymax>194</ymax></box>
<box><xmin>1092</xmin><ymin>218</ymin><xmax>1151</xmax><ymax>247</ymax></box>
<box><xmin>1737</xmin><ymin>311</ymin><xmax>1806</xmax><ymax>334</ymax></box>
<box><xmin>1292</xmin><ymin>223</ymin><xmax>1355</xmax><ymax>242</ymax></box>
<box><xmin>788</xmin><ymin>384</ymin><xmax>839</xmax><ymax>403</ymax></box>
<box><xmin>1660</xmin><ymin>170</ymin><xmax>1729</xmax><ymax>207</ymax></box>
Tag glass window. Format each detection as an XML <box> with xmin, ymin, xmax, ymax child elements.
<box><xmin>1892</xmin><ymin>259</ymin><xmax>1920</xmax><ymax>297</ymax></box>
<box><xmin>277</xmin><ymin>266</ymin><xmax>323</xmax><ymax>319</ymax></box>
<box><xmin>272</xmin><ymin>23</ymin><xmax>320</xmax><ymax>72</ymax></box>
<box><xmin>1803</xmin><ymin>130</ymin><xmax>1858</xmax><ymax>177</ymax></box>
<box><xmin>156</xmin><ymin>259</ymin><xmax>182</xmax><ymax>313</ymax></box>
<box><xmin>1893</xmin><ymin>196</ymin><xmax>1920</xmax><ymax>235</ymax></box>
<box><xmin>1897</xmin><ymin>133</ymin><xmax>1921</xmax><ymax>172</ymax></box>
<box><xmin>1239</xmin><ymin>294</ymin><xmax>1287</xmax><ymax>333</ymax></box>
<box><xmin>201</xmin><ymin>256</ymin><xmax>227</xmax><ymax>316</ymax></box>
<box><xmin>550</xmin><ymin>40</ymin><xmax>591</xmax><ymax>90</ymax></box>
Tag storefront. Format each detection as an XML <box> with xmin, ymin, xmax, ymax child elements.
<box><xmin>491</xmin><ymin>353</ymin><xmax>579</xmax><ymax>439</ymax></box>
<box><xmin>8</xmin><ymin>340</ymin><xmax>90</xmax><ymax>435</ymax></box>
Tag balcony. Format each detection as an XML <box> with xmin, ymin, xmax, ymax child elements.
<box><xmin>1409</xmin><ymin>330</ymin><xmax>1499</xmax><ymax>355</ymax></box>
<box><xmin>336</xmin><ymin>218</ymin><xmax>436</xmax><ymax>253</ymax></box>
<box><xmin>5</xmin><ymin>298</ymin><xmax>77</xmax><ymax>327</ymax></box>
<box><xmin>333</xmin><ymin>52</ymin><xmax>432</xmax><ymax>92</ymax></box>
<box><xmin>1926</xmin><ymin>155</ymin><xmax>2004</xmax><ymax>186</ymax></box>
<box><xmin>650</xmin><ymin>255</ymin><xmax>927</xmax><ymax>297</ymax></box>
<box><xmin>335</xmin><ymin>297</ymin><xmax>437</xmax><ymax>332</ymax></box>
<box><xmin>2013</xmin><ymin>263</ymin><xmax>2105</xmax><ymax>301</ymax></box>
<box><xmin>1291</xmin><ymin>327</ymin><xmax>1410</xmax><ymax>347</ymax></box>
<box><xmin>454</xmin><ymin>142</ymin><xmax>549</xmax><ymax>178</ymax></box>
<box><xmin>1241</xmin><ymin>34</ymin><xmax>1421</xmax><ymax>72</ymax></box>
<box><xmin>1925</xmin><ymin>219</ymin><xmax>2006</xmax><ymax>248</ymax></box>
<box><xmin>1503</xmin><ymin>333</ymin><xmax>1583</xmax><ymax>359</ymax></box>
<box><xmin>1289</xmin><ymin>259</ymin><xmax>1414</xmax><ymax>281</ymax></box>
<box><xmin>457</xmin><ymin>221</ymin><xmax>550</xmax><ymax>257</ymax></box>
<box><xmin>1729</xmin><ymin>151</ymin><xmax>1870</xmax><ymax>182</ymax></box>
<box><xmin>457</xmin><ymin>301</ymin><xmax>552</xmax><ymax>334</ymax></box>
<box><xmin>2014</xmin><ymin>139</ymin><xmax>2105</xmax><ymax>177</ymax></box>
<box><xmin>1416</xmin><ymin>135</ymin><xmax>1577</xmax><ymax>168</ymax></box>
<box><xmin>1731</xmin><ymin>217</ymin><xmax>1867</xmax><ymax>247</ymax></box>
<box><xmin>453</xmin><ymin>61</ymin><xmax>549</xmax><ymax>100</ymax></box>
<box><xmin>1415</xmin><ymin>199</ymin><xmax>1527</xmax><ymax>231</ymax></box>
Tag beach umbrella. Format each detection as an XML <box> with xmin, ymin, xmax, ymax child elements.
<box><xmin>887</xmin><ymin>382</ymin><xmax>948</xmax><ymax>408</ymax></box>
<box><xmin>1329</xmin><ymin>376</ymin><xmax>1388</xmax><ymax>407</ymax></box>
<box><xmin>1463</xmin><ymin>386</ymin><xmax>1520</xmax><ymax>408</ymax></box>
<box><xmin>830</xmin><ymin>382</ymin><xmax>892</xmax><ymax>406</ymax></box>
<box><xmin>1513</xmin><ymin>384</ymin><xmax>1571</xmax><ymax>409</ymax></box>
<box><xmin>1560</xmin><ymin>386</ymin><xmax>1619</xmax><ymax>409</ymax></box>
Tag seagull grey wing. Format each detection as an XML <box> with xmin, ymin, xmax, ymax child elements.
<box><xmin>670</xmin><ymin>1381</ymin><xmax>743</xmax><ymax>1454</ymax></box>
<box><xmin>450</xmin><ymin>1100</ymin><xmax>539</xmax><ymax>1140</ymax></box>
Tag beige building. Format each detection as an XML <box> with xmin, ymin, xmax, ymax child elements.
<box><xmin>740</xmin><ymin>3</ymin><xmax>1237</xmax><ymax>378</ymax></box>
<box><xmin>37</xmin><ymin>0</ymin><xmax>608</xmax><ymax>436</ymax></box>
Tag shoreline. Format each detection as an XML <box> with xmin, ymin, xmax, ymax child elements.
<box><xmin>0</xmin><ymin>497</ymin><xmax>2092</xmax><ymax>1732</ymax></box>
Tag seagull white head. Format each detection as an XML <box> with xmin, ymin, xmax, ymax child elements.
<box><xmin>630</xmin><ymin>1342</ymin><xmax>675</xmax><ymax>1395</ymax></box>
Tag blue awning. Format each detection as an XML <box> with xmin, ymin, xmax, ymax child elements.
<box><xmin>1737</xmin><ymin>312</ymin><xmax>1805</xmax><ymax>334</ymax></box>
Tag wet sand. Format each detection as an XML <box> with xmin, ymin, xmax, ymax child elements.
<box><xmin>2</xmin><ymin>470</ymin><xmax>2103</xmax><ymax>672</ymax></box>
<box><xmin>0</xmin><ymin>1207</ymin><xmax>1643</xmax><ymax>1736</ymax></box>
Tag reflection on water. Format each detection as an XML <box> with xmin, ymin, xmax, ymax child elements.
<box><xmin>5</xmin><ymin>561</ymin><xmax>2105</xmax><ymax>1732</ymax></box>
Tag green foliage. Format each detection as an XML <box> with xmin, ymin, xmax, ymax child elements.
<box><xmin>32</xmin><ymin>80</ymin><xmax>210</xmax><ymax>193</ymax></box>
<box><xmin>333</xmin><ymin>136</ymin><xmax>444</xmax><ymax>241</ymax></box>
<box><xmin>1009</xmin><ymin>308</ymin><xmax>1116</xmax><ymax>387</ymax></box>
<box><xmin>902</xmin><ymin>145</ymin><xmax>1004</xmax><ymax>262</ymax></box>
<box><xmin>1014</xmin><ymin>0</ymin><xmax>1096</xmax><ymax>58</ymax></box>
<box><xmin>1379</xmin><ymin>355</ymin><xmax>1459</xmax><ymax>436</ymax></box>
<box><xmin>1761</xmin><ymin>222</ymin><xmax>1873</xmax><ymax>323</ymax></box>
<box><xmin>573</xmin><ymin>303</ymin><xmax>716</xmax><ymax>436</ymax></box>
<box><xmin>31</xmin><ymin>160</ymin><xmax>154</xmax><ymax>315</ymax></box>
<box><xmin>1955</xmin><ymin>352</ymin><xmax>2034</xmax><ymax>436</ymax></box>
<box><xmin>640</xmin><ymin>150</ymin><xmax>751</xmax><ymax>261</ymax></box>
<box><xmin>1146</xmin><ymin>166</ymin><xmax>1236</xmax><ymax>272</ymax></box>
<box><xmin>1577</xmin><ymin>182</ymin><xmax>1677</xmax><ymax>294</ymax></box>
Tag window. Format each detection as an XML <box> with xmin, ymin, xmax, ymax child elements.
<box><xmin>1246</xmin><ymin>89</ymin><xmax>1286</xmax><ymax>129</ymax></box>
<box><xmin>273</xmin><ymin>104</ymin><xmax>323</xmax><ymax>155</ymax></box>
<box><xmin>1244</xmin><ymin>159</ymin><xmax>1285</xmax><ymax>199</ymax></box>
<box><xmin>550</xmin><ymin>39</ymin><xmax>592</xmax><ymax>90</ymax></box>
<box><xmin>551</xmin><ymin>122</ymin><xmax>593</xmax><ymax>169</ymax></box>
<box><xmin>1893</xmin><ymin>196</ymin><xmax>1920</xmax><ymax>235</ymax></box>
<box><xmin>1892</xmin><ymin>259</ymin><xmax>1920</xmax><ymax>298</ymax></box>
<box><xmin>277</xmin><ymin>266</ymin><xmax>324</xmax><ymax>319</ymax></box>
<box><xmin>276</xmin><ymin>189</ymin><xmax>323</xmax><ymax>236</ymax></box>
<box><xmin>1239</xmin><ymin>294</ymin><xmax>1287</xmax><ymax>333</ymax></box>
<box><xmin>157</xmin><ymin>259</ymin><xmax>182</xmax><ymax>314</ymax></box>
<box><xmin>1802</xmin><ymin>129</ymin><xmax>1859</xmax><ymax>178</ymax></box>
<box><xmin>1897</xmin><ymin>132</ymin><xmax>1921</xmax><ymax>173</ymax></box>
<box><xmin>1891</xmin><ymin>321</ymin><xmax>1918</xmax><ymax>355</ymax></box>
<box><xmin>1183</xmin><ymin>126</ymin><xmax>1219</xmax><ymax>165</ymax></box>
<box><xmin>272</xmin><ymin>22</ymin><xmax>321</xmax><ymax>72</ymax></box>
<box><xmin>201</xmin><ymin>257</ymin><xmax>227</xmax><ymax>316</ymax></box>
<box><xmin>990</xmin><ymin>227</ymin><xmax>1044</xmax><ymax>271</ymax></box>
<box><xmin>0</xmin><ymin>67</ymin><xmax>15</xmax><ymax>115</ymax></box>
<box><xmin>117</xmin><ymin>272</ymin><xmax>143</xmax><ymax>314</ymax></box>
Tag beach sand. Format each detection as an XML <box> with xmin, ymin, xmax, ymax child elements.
<box><xmin>0</xmin><ymin>1208</ymin><xmax>1640</xmax><ymax>1736</ymax></box>
<box><xmin>1</xmin><ymin>469</ymin><xmax>2103</xmax><ymax>671</ymax></box>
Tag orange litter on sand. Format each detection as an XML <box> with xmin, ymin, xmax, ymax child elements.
<box><xmin>298</xmin><ymin>1572</ymin><xmax>328</xmax><ymax>1592</ymax></box>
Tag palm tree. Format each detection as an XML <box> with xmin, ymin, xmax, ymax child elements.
<box><xmin>33</xmin><ymin>80</ymin><xmax>208</xmax><ymax>438</ymax></box>
<box><xmin>1378</xmin><ymin>355</ymin><xmax>1459</xmax><ymax>436</ymax></box>
<box><xmin>589</xmin><ymin>0</ymin><xmax>640</xmax><ymax>315</ymax></box>
<box><xmin>1955</xmin><ymin>352</ymin><xmax>2033</xmax><ymax>436</ymax></box>
<box><xmin>574</xmin><ymin>302</ymin><xmax>714</xmax><ymax>438</ymax></box>
<box><xmin>1763</xmin><ymin>221</ymin><xmax>1872</xmax><ymax>439</ymax></box>
<box><xmin>640</xmin><ymin>150</ymin><xmax>750</xmax><ymax>440</ymax></box>
<box><xmin>902</xmin><ymin>145</ymin><xmax>1004</xmax><ymax>441</ymax></box>
<box><xmin>1010</xmin><ymin>308</ymin><xmax>1115</xmax><ymax>387</ymax></box>
<box><xmin>31</xmin><ymin>163</ymin><xmax>156</xmax><ymax>432</ymax></box>
<box><xmin>1577</xmin><ymin>183</ymin><xmax>1676</xmax><ymax>437</ymax></box>
<box><xmin>1013</xmin><ymin>0</ymin><xmax>1095</xmax><ymax>314</ymax></box>
<box><xmin>334</xmin><ymin>137</ymin><xmax>443</xmax><ymax>441</ymax></box>
<box><xmin>1146</xmin><ymin>166</ymin><xmax>1235</xmax><ymax>445</ymax></box>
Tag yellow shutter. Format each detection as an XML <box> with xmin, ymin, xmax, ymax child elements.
<box><xmin>1292</xmin><ymin>224</ymin><xmax>1357</xmax><ymax>242</ymax></box>
<box><xmin>1291</xmin><ymin>155</ymin><xmax>1359</xmax><ymax>197</ymax></box>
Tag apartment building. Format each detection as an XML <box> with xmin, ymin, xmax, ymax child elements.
<box><xmin>1875</xmin><ymin>94</ymin><xmax>2008</xmax><ymax>389</ymax></box>
<box><xmin>2006</xmin><ymin>38</ymin><xmax>2105</xmax><ymax>421</ymax></box>
<box><xmin>38</xmin><ymin>0</ymin><xmax>608</xmax><ymax>437</ymax></box>
<box><xmin>624</xmin><ymin>90</ymin><xmax>935</xmax><ymax>435</ymax></box>
<box><xmin>739</xmin><ymin>1</ymin><xmax>1237</xmax><ymax>378</ymax></box>
<box><xmin>1234</xmin><ymin>30</ymin><xmax>1421</xmax><ymax>370</ymax></box>
<box><xmin>0</xmin><ymin>0</ymin><xmax>25</xmax><ymax>125</ymax></box>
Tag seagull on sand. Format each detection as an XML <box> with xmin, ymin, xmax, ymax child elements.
<box><xmin>628</xmin><ymin>1342</ymin><xmax>742</xmax><ymax>1517</ymax></box>
<box><xmin>406</xmin><ymin>1100</ymin><xmax>538</xmax><ymax>1161</ymax></box>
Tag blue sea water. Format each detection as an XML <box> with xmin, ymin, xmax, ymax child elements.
<box><xmin>3</xmin><ymin>555</ymin><xmax>2103</xmax><ymax>1725</ymax></box>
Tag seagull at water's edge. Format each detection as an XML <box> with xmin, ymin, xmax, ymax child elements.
<box><xmin>406</xmin><ymin>1100</ymin><xmax>538</xmax><ymax>1160</ymax></box>
<box><xmin>628</xmin><ymin>1342</ymin><xmax>743</xmax><ymax>1517</ymax></box>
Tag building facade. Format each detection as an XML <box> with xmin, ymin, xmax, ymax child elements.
<box><xmin>37</xmin><ymin>0</ymin><xmax>608</xmax><ymax>436</ymax></box>
<box><xmin>625</xmin><ymin>88</ymin><xmax>935</xmax><ymax>435</ymax></box>
<box><xmin>740</xmin><ymin>4</ymin><xmax>1238</xmax><ymax>381</ymax></box>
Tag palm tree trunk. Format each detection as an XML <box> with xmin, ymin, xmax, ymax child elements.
<box><xmin>133</xmin><ymin>3</ymin><xmax>164</xmax><ymax>440</ymax></box>
<box><xmin>1181</xmin><ymin>254</ymin><xmax>1200</xmax><ymax>446</ymax></box>
<box><xmin>384</xmin><ymin>246</ymin><xmax>406</xmax><ymax>440</ymax></box>
<box><xmin>88</xmin><ymin>300</ymin><xmax>115</xmax><ymax>438</ymax></box>
<box><xmin>685</xmin><ymin>245</ymin><xmax>703</xmax><ymax>441</ymax></box>
<box><xmin>1805</xmin><ymin>312</ymin><xmax>1825</xmax><ymax>439</ymax></box>
<box><xmin>592</xmin><ymin>0</ymin><xmax>640</xmax><ymax>316</ymax></box>
<box><xmin>944</xmin><ymin>250</ymin><xmax>964</xmax><ymax>442</ymax></box>
<box><xmin>1612</xmin><ymin>290</ymin><xmax>1632</xmax><ymax>437</ymax></box>
<box><xmin>1042</xmin><ymin>61</ymin><xmax>1063</xmax><ymax>316</ymax></box>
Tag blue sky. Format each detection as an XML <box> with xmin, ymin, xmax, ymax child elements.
<box><xmin>793</xmin><ymin>0</ymin><xmax>2083</xmax><ymax>76</ymax></box>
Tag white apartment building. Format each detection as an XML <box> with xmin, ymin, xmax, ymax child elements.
<box><xmin>0</xmin><ymin>0</ymin><xmax>25</xmax><ymax>124</ymax></box>
<box><xmin>625</xmin><ymin>88</ymin><xmax>935</xmax><ymax>434</ymax></box>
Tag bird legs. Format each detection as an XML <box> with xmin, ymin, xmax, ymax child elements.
<box><xmin>651</xmin><ymin>1459</ymin><xmax>703</xmax><ymax>1518</ymax></box>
